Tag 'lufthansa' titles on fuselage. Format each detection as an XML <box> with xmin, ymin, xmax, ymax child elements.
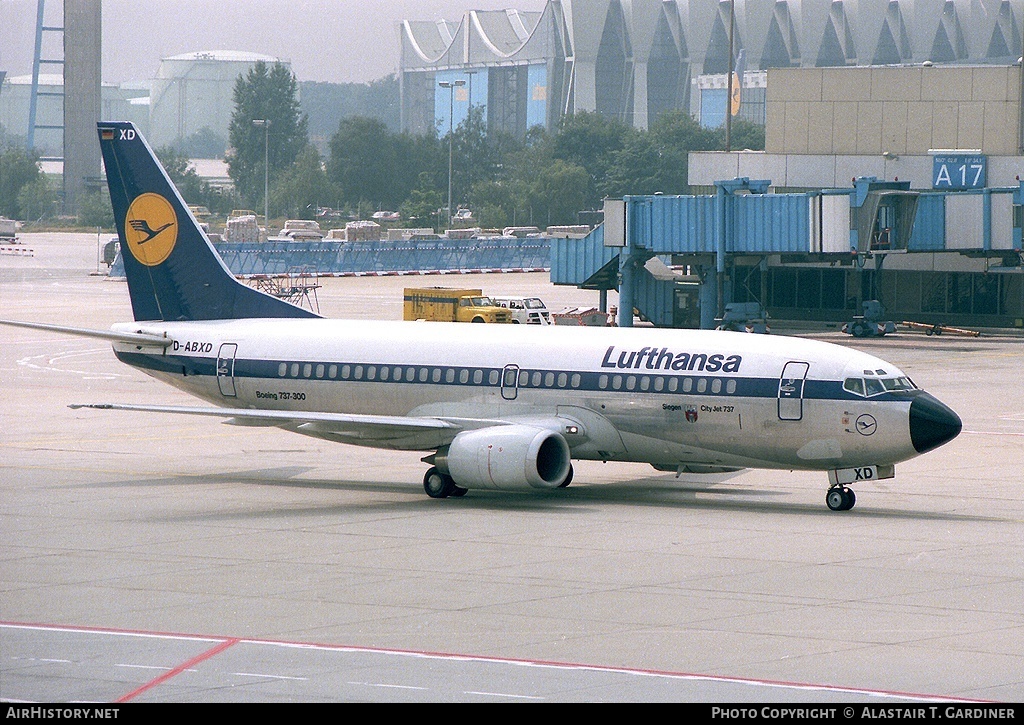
<box><xmin>600</xmin><ymin>346</ymin><xmax>742</xmax><ymax>373</ymax></box>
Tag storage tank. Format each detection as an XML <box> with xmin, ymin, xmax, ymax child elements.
<box><xmin>148</xmin><ymin>51</ymin><xmax>289</xmax><ymax>151</ymax></box>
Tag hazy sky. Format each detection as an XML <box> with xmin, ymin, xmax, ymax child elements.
<box><xmin>0</xmin><ymin>0</ymin><xmax>545</xmax><ymax>85</ymax></box>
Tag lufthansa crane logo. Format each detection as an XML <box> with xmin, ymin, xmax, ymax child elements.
<box><xmin>124</xmin><ymin>193</ymin><xmax>178</xmax><ymax>266</ymax></box>
<box><xmin>856</xmin><ymin>414</ymin><xmax>878</xmax><ymax>436</ymax></box>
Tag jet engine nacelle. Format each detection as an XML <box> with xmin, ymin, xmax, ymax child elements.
<box><xmin>438</xmin><ymin>424</ymin><xmax>571</xmax><ymax>491</ymax></box>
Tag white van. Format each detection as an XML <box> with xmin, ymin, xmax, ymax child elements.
<box><xmin>490</xmin><ymin>296</ymin><xmax>552</xmax><ymax>325</ymax></box>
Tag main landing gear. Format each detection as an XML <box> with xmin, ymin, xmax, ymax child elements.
<box><xmin>423</xmin><ymin>467</ymin><xmax>467</xmax><ymax>499</ymax></box>
<box><xmin>826</xmin><ymin>485</ymin><xmax>856</xmax><ymax>511</ymax></box>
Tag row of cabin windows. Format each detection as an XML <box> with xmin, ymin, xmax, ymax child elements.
<box><xmin>274</xmin><ymin>361</ymin><xmax>737</xmax><ymax>395</ymax></box>
<box><xmin>278</xmin><ymin>362</ymin><xmax>495</xmax><ymax>385</ymax></box>
<box><xmin>599</xmin><ymin>374</ymin><xmax>737</xmax><ymax>394</ymax></box>
<box><xmin>275</xmin><ymin>363</ymin><xmax>587</xmax><ymax>389</ymax></box>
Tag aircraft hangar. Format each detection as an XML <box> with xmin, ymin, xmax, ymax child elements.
<box><xmin>399</xmin><ymin>0</ymin><xmax>1024</xmax><ymax>135</ymax></box>
<box><xmin>399</xmin><ymin>1</ymin><xmax>1024</xmax><ymax>331</ymax></box>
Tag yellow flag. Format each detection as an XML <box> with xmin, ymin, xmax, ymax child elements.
<box><xmin>730</xmin><ymin>72</ymin><xmax>741</xmax><ymax>116</ymax></box>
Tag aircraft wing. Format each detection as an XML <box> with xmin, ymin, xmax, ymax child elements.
<box><xmin>69</xmin><ymin>403</ymin><xmax>457</xmax><ymax>443</ymax></box>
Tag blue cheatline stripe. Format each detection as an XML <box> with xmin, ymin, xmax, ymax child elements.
<box><xmin>115</xmin><ymin>351</ymin><xmax>912</xmax><ymax>404</ymax></box>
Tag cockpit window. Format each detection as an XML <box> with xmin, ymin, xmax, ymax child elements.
<box><xmin>845</xmin><ymin>375</ymin><xmax>917</xmax><ymax>398</ymax></box>
<box><xmin>864</xmin><ymin>377</ymin><xmax>886</xmax><ymax>396</ymax></box>
<box><xmin>882</xmin><ymin>376</ymin><xmax>915</xmax><ymax>392</ymax></box>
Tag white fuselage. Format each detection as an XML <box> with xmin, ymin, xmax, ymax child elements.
<box><xmin>111</xmin><ymin>318</ymin><xmax>925</xmax><ymax>472</ymax></box>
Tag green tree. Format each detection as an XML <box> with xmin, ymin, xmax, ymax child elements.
<box><xmin>0</xmin><ymin>124</ymin><xmax>27</xmax><ymax>151</ymax></box>
<box><xmin>526</xmin><ymin>159</ymin><xmax>592</xmax><ymax>226</ymax></box>
<box><xmin>16</xmin><ymin>177</ymin><xmax>56</xmax><ymax>221</ymax></box>
<box><xmin>450</xmin><ymin>107</ymin><xmax>520</xmax><ymax>210</ymax></box>
<box><xmin>327</xmin><ymin>116</ymin><xmax>399</xmax><ymax>209</ymax></box>
<box><xmin>0</xmin><ymin>146</ymin><xmax>45</xmax><ymax>219</ymax></box>
<box><xmin>301</xmin><ymin>74</ymin><xmax>401</xmax><ymax>152</ymax></box>
<box><xmin>551</xmin><ymin>111</ymin><xmax>634</xmax><ymax>208</ymax></box>
<box><xmin>177</xmin><ymin>126</ymin><xmax>227</xmax><ymax>159</ymax></box>
<box><xmin>157</xmin><ymin>147</ymin><xmax>210</xmax><ymax>202</ymax></box>
<box><xmin>602</xmin><ymin>133</ymin><xmax>664</xmax><ymax>198</ymax></box>
<box><xmin>399</xmin><ymin>172</ymin><xmax>444</xmax><ymax>230</ymax></box>
<box><xmin>155</xmin><ymin>146</ymin><xmax>237</xmax><ymax>216</ymax></box>
<box><xmin>227</xmin><ymin>61</ymin><xmax>309</xmax><ymax>212</ymax></box>
<box><xmin>78</xmin><ymin>189</ymin><xmax>115</xmax><ymax>229</ymax></box>
<box><xmin>328</xmin><ymin>116</ymin><xmax>441</xmax><ymax>213</ymax></box>
<box><xmin>725</xmin><ymin>118</ymin><xmax>766</xmax><ymax>152</ymax></box>
<box><xmin>270</xmin><ymin>145</ymin><xmax>340</xmax><ymax>219</ymax></box>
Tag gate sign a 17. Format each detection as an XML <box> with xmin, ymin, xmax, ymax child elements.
<box><xmin>932</xmin><ymin>154</ymin><xmax>987</xmax><ymax>190</ymax></box>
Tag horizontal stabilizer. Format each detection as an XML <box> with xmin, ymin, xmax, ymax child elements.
<box><xmin>0</xmin><ymin>319</ymin><xmax>172</xmax><ymax>347</ymax></box>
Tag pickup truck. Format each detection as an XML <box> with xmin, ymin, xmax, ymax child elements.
<box><xmin>491</xmin><ymin>296</ymin><xmax>552</xmax><ymax>324</ymax></box>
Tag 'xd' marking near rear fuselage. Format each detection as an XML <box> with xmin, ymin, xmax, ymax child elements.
<box><xmin>0</xmin><ymin>122</ymin><xmax>962</xmax><ymax>511</ymax></box>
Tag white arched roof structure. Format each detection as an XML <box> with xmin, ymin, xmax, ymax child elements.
<box><xmin>400</xmin><ymin>0</ymin><xmax>1024</xmax><ymax>134</ymax></box>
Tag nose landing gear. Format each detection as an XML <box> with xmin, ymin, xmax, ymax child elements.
<box><xmin>826</xmin><ymin>486</ymin><xmax>856</xmax><ymax>511</ymax></box>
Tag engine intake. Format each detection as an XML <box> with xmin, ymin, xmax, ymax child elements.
<box><xmin>436</xmin><ymin>424</ymin><xmax>571</xmax><ymax>491</ymax></box>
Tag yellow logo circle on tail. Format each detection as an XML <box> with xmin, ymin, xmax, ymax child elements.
<box><xmin>124</xmin><ymin>193</ymin><xmax>178</xmax><ymax>266</ymax></box>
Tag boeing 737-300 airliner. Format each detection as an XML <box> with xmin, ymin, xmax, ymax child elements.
<box><xmin>0</xmin><ymin>122</ymin><xmax>963</xmax><ymax>511</ymax></box>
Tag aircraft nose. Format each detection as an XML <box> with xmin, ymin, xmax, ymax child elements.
<box><xmin>909</xmin><ymin>393</ymin><xmax>962</xmax><ymax>454</ymax></box>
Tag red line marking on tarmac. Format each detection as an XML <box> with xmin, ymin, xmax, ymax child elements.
<box><xmin>0</xmin><ymin>621</ymin><xmax>988</xmax><ymax>703</ymax></box>
<box><xmin>114</xmin><ymin>637</ymin><xmax>240</xmax><ymax>703</ymax></box>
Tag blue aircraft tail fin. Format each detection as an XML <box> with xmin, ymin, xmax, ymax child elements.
<box><xmin>98</xmin><ymin>122</ymin><xmax>318</xmax><ymax>322</ymax></box>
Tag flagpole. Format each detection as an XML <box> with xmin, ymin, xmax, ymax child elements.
<box><xmin>726</xmin><ymin>0</ymin><xmax>734</xmax><ymax>152</ymax></box>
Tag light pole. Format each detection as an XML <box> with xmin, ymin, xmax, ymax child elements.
<box><xmin>252</xmin><ymin>119</ymin><xmax>271</xmax><ymax>229</ymax></box>
<box><xmin>438</xmin><ymin>79</ymin><xmax>466</xmax><ymax>229</ymax></box>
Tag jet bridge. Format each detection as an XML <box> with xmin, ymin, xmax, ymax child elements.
<box><xmin>546</xmin><ymin>177</ymin><xmax>1024</xmax><ymax>329</ymax></box>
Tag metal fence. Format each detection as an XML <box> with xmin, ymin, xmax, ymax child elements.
<box><xmin>110</xmin><ymin>236</ymin><xmax>552</xmax><ymax>278</ymax></box>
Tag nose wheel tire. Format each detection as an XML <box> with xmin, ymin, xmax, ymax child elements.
<box><xmin>826</xmin><ymin>486</ymin><xmax>856</xmax><ymax>511</ymax></box>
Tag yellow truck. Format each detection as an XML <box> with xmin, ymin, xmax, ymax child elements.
<box><xmin>403</xmin><ymin>287</ymin><xmax>512</xmax><ymax>323</ymax></box>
